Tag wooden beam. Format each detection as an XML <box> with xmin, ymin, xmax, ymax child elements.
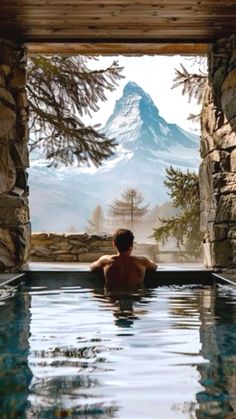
<box><xmin>27</xmin><ymin>42</ymin><xmax>208</xmax><ymax>55</ymax></box>
<box><xmin>3</xmin><ymin>16</ymin><xmax>236</xmax><ymax>23</ymax></box>
<box><xmin>2</xmin><ymin>0</ymin><xmax>235</xmax><ymax>4</ymax></box>
<box><xmin>2</xmin><ymin>5</ymin><xmax>236</xmax><ymax>16</ymax></box>
<box><xmin>7</xmin><ymin>25</ymin><xmax>226</xmax><ymax>35</ymax></box>
<box><xmin>1</xmin><ymin>0</ymin><xmax>236</xmax><ymax>46</ymax></box>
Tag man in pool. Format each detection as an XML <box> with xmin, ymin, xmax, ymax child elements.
<box><xmin>90</xmin><ymin>229</ymin><xmax>157</xmax><ymax>289</ymax></box>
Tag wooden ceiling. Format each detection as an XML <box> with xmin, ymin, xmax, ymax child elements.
<box><xmin>1</xmin><ymin>0</ymin><xmax>236</xmax><ymax>54</ymax></box>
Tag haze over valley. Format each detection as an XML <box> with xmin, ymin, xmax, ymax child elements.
<box><xmin>29</xmin><ymin>81</ymin><xmax>200</xmax><ymax>238</ymax></box>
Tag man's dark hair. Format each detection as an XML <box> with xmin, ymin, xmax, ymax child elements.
<box><xmin>113</xmin><ymin>229</ymin><xmax>134</xmax><ymax>252</ymax></box>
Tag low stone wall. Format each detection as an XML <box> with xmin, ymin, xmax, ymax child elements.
<box><xmin>30</xmin><ymin>233</ymin><xmax>159</xmax><ymax>263</ymax></box>
<box><xmin>30</xmin><ymin>233</ymin><xmax>114</xmax><ymax>262</ymax></box>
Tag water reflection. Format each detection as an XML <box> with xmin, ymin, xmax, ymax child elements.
<box><xmin>27</xmin><ymin>286</ymin><xmax>121</xmax><ymax>418</ymax></box>
<box><xmin>3</xmin><ymin>280</ymin><xmax>236</xmax><ymax>418</ymax></box>
<box><xmin>94</xmin><ymin>288</ymin><xmax>153</xmax><ymax>329</ymax></box>
<box><xmin>29</xmin><ymin>374</ymin><xmax>118</xmax><ymax>418</ymax></box>
<box><xmin>0</xmin><ymin>285</ymin><xmax>32</xmax><ymax>417</ymax></box>
<box><xmin>196</xmin><ymin>285</ymin><xmax>236</xmax><ymax>418</ymax></box>
<box><xmin>27</xmin><ymin>288</ymin><xmax>153</xmax><ymax>416</ymax></box>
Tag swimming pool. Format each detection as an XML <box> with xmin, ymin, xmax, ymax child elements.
<box><xmin>1</xmin><ymin>273</ymin><xmax>236</xmax><ymax>418</ymax></box>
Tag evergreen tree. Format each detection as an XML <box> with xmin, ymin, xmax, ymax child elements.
<box><xmin>172</xmin><ymin>62</ymin><xmax>208</xmax><ymax>123</ymax></box>
<box><xmin>153</xmin><ymin>166</ymin><xmax>201</xmax><ymax>255</ymax></box>
<box><xmin>153</xmin><ymin>60</ymin><xmax>207</xmax><ymax>256</ymax></box>
<box><xmin>86</xmin><ymin>205</ymin><xmax>104</xmax><ymax>234</ymax></box>
<box><xmin>27</xmin><ymin>55</ymin><xmax>123</xmax><ymax>167</ymax></box>
<box><xmin>109</xmin><ymin>188</ymin><xmax>149</xmax><ymax>228</ymax></box>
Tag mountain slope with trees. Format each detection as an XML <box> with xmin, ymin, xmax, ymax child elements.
<box><xmin>29</xmin><ymin>81</ymin><xmax>200</xmax><ymax>232</ymax></box>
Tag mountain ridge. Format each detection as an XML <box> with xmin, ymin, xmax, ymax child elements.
<box><xmin>103</xmin><ymin>81</ymin><xmax>198</xmax><ymax>152</ymax></box>
<box><xmin>29</xmin><ymin>80</ymin><xmax>200</xmax><ymax>232</ymax></box>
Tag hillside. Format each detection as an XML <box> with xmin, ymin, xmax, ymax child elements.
<box><xmin>28</xmin><ymin>81</ymin><xmax>200</xmax><ymax>233</ymax></box>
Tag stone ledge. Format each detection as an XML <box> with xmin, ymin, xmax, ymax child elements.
<box><xmin>30</xmin><ymin>232</ymin><xmax>159</xmax><ymax>263</ymax></box>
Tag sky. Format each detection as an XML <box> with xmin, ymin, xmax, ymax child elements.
<box><xmin>84</xmin><ymin>54</ymin><xmax>207</xmax><ymax>133</ymax></box>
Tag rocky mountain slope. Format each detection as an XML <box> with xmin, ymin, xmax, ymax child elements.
<box><xmin>28</xmin><ymin>81</ymin><xmax>200</xmax><ymax>232</ymax></box>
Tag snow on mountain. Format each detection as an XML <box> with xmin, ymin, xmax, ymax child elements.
<box><xmin>104</xmin><ymin>81</ymin><xmax>198</xmax><ymax>151</ymax></box>
<box><xmin>28</xmin><ymin>81</ymin><xmax>200</xmax><ymax>232</ymax></box>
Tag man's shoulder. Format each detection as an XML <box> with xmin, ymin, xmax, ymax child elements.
<box><xmin>132</xmin><ymin>255</ymin><xmax>157</xmax><ymax>270</ymax></box>
<box><xmin>131</xmin><ymin>255</ymin><xmax>149</xmax><ymax>265</ymax></box>
<box><xmin>90</xmin><ymin>254</ymin><xmax>115</xmax><ymax>271</ymax></box>
<box><xmin>99</xmin><ymin>254</ymin><xmax>115</xmax><ymax>263</ymax></box>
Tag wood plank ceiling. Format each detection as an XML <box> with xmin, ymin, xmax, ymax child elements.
<box><xmin>1</xmin><ymin>0</ymin><xmax>236</xmax><ymax>54</ymax></box>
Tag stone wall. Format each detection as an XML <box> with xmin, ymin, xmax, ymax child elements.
<box><xmin>31</xmin><ymin>233</ymin><xmax>114</xmax><ymax>262</ymax></box>
<box><xmin>0</xmin><ymin>40</ymin><xmax>30</xmax><ymax>272</ymax></box>
<box><xmin>30</xmin><ymin>233</ymin><xmax>159</xmax><ymax>263</ymax></box>
<box><xmin>200</xmin><ymin>36</ymin><xmax>236</xmax><ymax>270</ymax></box>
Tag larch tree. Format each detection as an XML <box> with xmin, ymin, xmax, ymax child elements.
<box><xmin>109</xmin><ymin>188</ymin><xmax>149</xmax><ymax>228</ymax></box>
<box><xmin>27</xmin><ymin>55</ymin><xmax>123</xmax><ymax>167</ymax></box>
<box><xmin>86</xmin><ymin>205</ymin><xmax>104</xmax><ymax>234</ymax></box>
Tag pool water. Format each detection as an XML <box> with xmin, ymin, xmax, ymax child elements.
<box><xmin>1</xmin><ymin>280</ymin><xmax>236</xmax><ymax>418</ymax></box>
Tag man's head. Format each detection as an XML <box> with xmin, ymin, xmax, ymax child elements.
<box><xmin>113</xmin><ymin>229</ymin><xmax>134</xmax><ymax>253</ymax></box>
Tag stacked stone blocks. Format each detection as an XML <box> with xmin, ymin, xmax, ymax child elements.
<box><xmin>30</xmin><ymin>233</ymin><xmax>159</xmax><ymax>263</ymax></box>
<box><xmin>0</xmin><ymin>40</ymin><xmax>30</xmax><ymax>271</ymax></box>
<box><xmin>31</xmin><ymin>233</ymin><xmax>114</xmax><ymax>262</ymax></box>
<box><xmin>200</xmin><ymin>36</ymin><xmax>236</xmax><ymax>269</ymax></box>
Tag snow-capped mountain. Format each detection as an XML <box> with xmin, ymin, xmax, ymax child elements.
<box><xmin>28</xmin><ymin>81</ymin><xmax>200</xmax><ymax>232</ymax></box>
<box><xmin>104</xmin><ymin>81</ymin><xmax>198</xmax><ymax>152</ymax></box>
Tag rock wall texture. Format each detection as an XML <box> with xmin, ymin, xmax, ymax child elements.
<box><xmin>30</xmin><ymin>233</ymin><xmax>114</xmax><ymax>262</ymax></box>
<box><xmin>0</xmin><ymin>40</ymin><xmax>30</xmax><ymax>272</ymax></box>
<box><xmin>200</xmin><ymin>35</ymin><xmax>236</xmax><ymax>269</ymax></box>
<box><xmin>30</xmin><ymin>233</ymin><xmax>159</xmax><ymax>263</ymax></box>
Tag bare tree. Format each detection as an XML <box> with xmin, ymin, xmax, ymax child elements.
<box><xmin>109</xmin><ymin>188</ymin><xmax>149</xmax><ymax>228</ymax></box>
<box><xmin>86</xmin><ymin>205</ymin><xmax>104</xmax><ymax>234</ymax></box>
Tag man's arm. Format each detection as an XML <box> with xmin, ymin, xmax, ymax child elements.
<box><xmin>90</xmin><ymin>255</ymin><xmax>110</xmax><ymax>272</ymax></box>
<box><xmin>142</xmin><ymin>257</ymin><xmax>158</xmax><ymax>271</ymax></box>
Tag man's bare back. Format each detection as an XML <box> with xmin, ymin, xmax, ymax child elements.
<box><xmin>90</xmin><ymin>229</ymin><xmax>157</xmax><ymax>289</ymax></box>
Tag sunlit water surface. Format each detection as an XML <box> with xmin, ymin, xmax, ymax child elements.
<box><xmin>1</xmin><ymin>281</ymin><xmax>236</xmax><ymax>418</ymax></box>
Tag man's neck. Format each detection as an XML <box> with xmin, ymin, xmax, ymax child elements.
<box><xmin>117</xmin><ymin>250</ymin><xmax>132</xmax><ymax>257</ymax></box>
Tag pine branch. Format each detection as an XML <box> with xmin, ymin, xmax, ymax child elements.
<box><xmin>187</xmin><ymin>113</ymin><xmax>201</xmax><ymax>123</ymax></box>
<box><xmin>27</xmin><ymin>55</ymin><xmax>124</xmax><ymax>167</ymax></box>
<box><xmin>172</xmin><ymin>63</ymin><xmax>208</xmax><ymax>104</ymax></box>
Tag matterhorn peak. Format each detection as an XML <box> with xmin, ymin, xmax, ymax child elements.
<box><xmin>103</xmin><ymin>81</ymin><xmax>199</xmax><ymax>152</ymax></box>
<box><xmin>123</xmin><ymin>81</ymin><xmax>147</xmax><ymax>96</ymax></box>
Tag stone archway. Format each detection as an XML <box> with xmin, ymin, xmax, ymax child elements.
<box><xmin>0</xmin><ymin>37</ymin><xmax>235</xmax><ymax>272</ymax></box>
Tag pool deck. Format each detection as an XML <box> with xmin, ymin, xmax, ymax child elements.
<box><xmin>25</xmin><ymin>261</ymin><xmax>209</xmax><ymax>272</ymax></box>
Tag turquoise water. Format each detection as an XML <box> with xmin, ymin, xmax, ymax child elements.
<box><xmin>1</xmin><ymin>281</ymin><xmax>236</xmax><ymax>418</ymax></box>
